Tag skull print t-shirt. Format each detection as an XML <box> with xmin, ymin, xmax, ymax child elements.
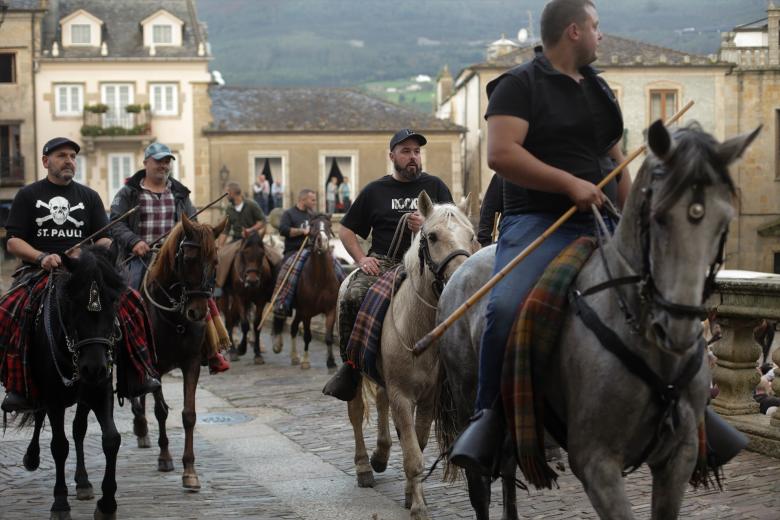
<box><xmin>4</xmin><ymin>178</ymin><xmax>109</xmax><ymax>258</ymax></box>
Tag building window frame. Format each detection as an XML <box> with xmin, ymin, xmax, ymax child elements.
<box><xmin>70</xmin><ymin>24</ymin><xmax>92</xmax><ymax>45</ymax></box>
<box><xmin>0</xmin><ymin>53</ymin><xmax>16</xmax><ymax>83</ymax></box>
<box><xmin>101</xmin><ymin>83</ymin><xmax>135</xmax><ymax>129</ymax></box>
<box><xmin>74</xmin><ymin>155</ymin><xmax>87</xmax><ymax>184</ymax></box>
<box><xmin>55</xmin><ymin>84</ymin><xmax>84</xmax><ymax>116</ymax></box>
<box><xmin>648</xmin><ymin>88</ymin><xmax>680</xmax><ymax>124</ymax></box>
<box><xmin>319</xmin><ymin>150</ymin><xmax>359</xmax><ymax>214</ymax></box>
<box><xmin>108</xmin><ymin>153</ymin><xmax>134</xmax><ymax>202</ymax></box>
<box><xmin>152</xmin><ymin>24</ymin><xmax>174</xmax><ymax>45</ymax></box>
<box><xmin>247</xmin><ymin>151</ymin><xmax>289</xmax><ymax>209</ymax></box>
<box><xmin>149</xmin><ymin>83</ymin><xmax>178</xmax><ymax>116</ymax></box>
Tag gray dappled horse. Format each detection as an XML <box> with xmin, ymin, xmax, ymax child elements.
<box><xmin>435</xmin><ymin>121</ymin><xmax>761</xmax><ymax>520</ymax></box>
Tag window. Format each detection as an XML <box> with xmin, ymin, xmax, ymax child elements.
<box><xmin>0</xmin><ymin>124</ymin><xmax>23</xmax><ymax>184</ymax></box>
<box><xmin>101</xmin><ymin>84</ymin><xmax>134</xmax><ymax>129</ymax></box>
<box><xmin>776</xmin><ymin>109</ymin><xmax>780</xmax><ymax>180</ymax></box>
<box><xmin>168</xmin><ymin>153</ymin><xmax>180</xmax><ymax>180</ymax></box>
<box><xmin>0</xmin><ymin>54</ymin><xmax>15</xmax><ymax>83</ymax></box>
<box><xmin>252</xmin><ymin>155</ymin><xmax>287</xmax><ymax>210</ymax></box>
<box><xmin>321</xmin><ymin>154</ymin><xmax>356</xmax><ymax>214</ymax></box>
<box><xmin>108</xmin><ymin>154</ymin><xmax>133</xmax><ymax>201</ymax></box>
<box><xmin>152</xmin><ymin>24</ymin><xmax>173</xmax><ymax>44</ymax></box>
<box><xmin>71</xmin><ymin>24</ymin><xmax>91</xmax><ymax>45</ymax></box>
<box><xmin>74</xmin><ymin>155</ymin><xmax>86</xmax><ymax>184</ymax></box>
<box><xmin>774</xmin><ymin>252</ymin><xmax>780</xmax><ymax>275</ymax></box>
<box><xmin>150</xmin><ymin>83</ymin><xmax>178</xmax><ymax>115</ymax></box>
<box><xmin>649</xmin><ymin>89</ymin><xmax>678</xmax><ymax>123</ymax></box>
<box><xmin>55</xmin><ymin>84</ymin><xmax>84</xmax><ymax>116</ymax></box>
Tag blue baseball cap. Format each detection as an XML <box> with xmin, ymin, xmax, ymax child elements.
<box><xmin>144</xmin><ymin>142</ymin><xmax>176</xmax><ymax>161</ymax></box>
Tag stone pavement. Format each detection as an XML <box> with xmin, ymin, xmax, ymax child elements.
<box><xmin>2</xmin><ymin>331</ymin><xmax>780</xmax><ymax>519</ymax></box>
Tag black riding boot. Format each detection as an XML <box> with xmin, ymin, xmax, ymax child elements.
<box><xmin>322</xmin><ymin>363</ymin><xmax>360</xmax><ymax>401</ymax></box>
<box><xmin>1</xmin><ymin>391</ymin><xmax>34</xmax><ymax>413</ymax></box>
<box><xmin>449</xmin><ymin>408</ymin><xmax>505</xmax><ymax>476</ymax></box>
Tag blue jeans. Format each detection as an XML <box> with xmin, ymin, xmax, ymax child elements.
<box><xmin>475</xmin><ymin>213</ymin><xmax>597</xmax><ymax>410</ymax></box>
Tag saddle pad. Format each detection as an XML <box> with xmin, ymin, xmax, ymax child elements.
<box><xmin>346</xmin><ymin>266</ymin><xmax>407</xmax><ymax>387</ymax></box>
<box><xmin>273</xmin><ymin>250</ymin><xmax>347</xmax><ymax>318</ymax></box>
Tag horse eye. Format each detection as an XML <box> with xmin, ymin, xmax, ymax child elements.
<box><xmin>428</xmin><ymin>232</ymin><xmax>437</xmax><ymax>243</ymax></box>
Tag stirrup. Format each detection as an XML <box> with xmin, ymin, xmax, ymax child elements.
<box><xmin>705</xmin><ymin>407</ymin><xmax>747</xmax><ymax>467</ymax></box>
<box><xmin>449</xmin><ymin>408</ymin><xmax>504</xmax><ymax>476</ymax></box>
<box><xmin>322</xmin><ymin>363</ymin><xmax>360</xmax><ymax>401</ymax></box>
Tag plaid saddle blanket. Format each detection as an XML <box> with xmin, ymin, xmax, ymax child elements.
<box><xmin>501</xmin><ymin>237</ymin><xmax>596</xmax><ymax>489</ymax></box>
<box><xmin>273</xmin><ymin>250</ymin><xmax>346</xmax><ymax>317</ymax></box>
<box><xmin>346</xmin><ymin>266</ymin><xmax>407</xmax><ymax>387</ymax></box>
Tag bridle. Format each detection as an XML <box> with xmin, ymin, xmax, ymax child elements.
<box><xmin>42</xmin><ymin>274</ymin><xmax>122</xmax><ymax>387</ymax></box>
<box><xmin>237</xmin><ymin>237</ymin><xmax>266</xmax><ymax>287</ymax></box>
<box><xmin>417</xmin><ymin>230</ymin><xmax>472</xmax><ymax>297</ymax></box>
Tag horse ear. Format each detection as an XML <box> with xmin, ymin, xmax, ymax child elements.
<box><xmin>457</xmin><ymin>193</ymin><xmax>472</xmax><ymax>218</ymax></box>
<box><xmin>212</xmin><ymin>217</ymin><xmax>228</xmax><ymax>239</ymax></box>
<box><xmin>717</xmin><ymin>125</ymin><xmax>762</xmax><ymax>167</ymax></box>
<box><xmin>417</xmin><ymin>190</ymin><xmax>433</xmax><ymax>218</ymax></box>
<box><xmin>647</xmin><ymin>119</ymin><xmax>672</xmax><ymax>160</ymax></box>
<box><xmin>181</xmin><ymin>213</ymin><xmax>196</xmax><ymax>238</ymax></box>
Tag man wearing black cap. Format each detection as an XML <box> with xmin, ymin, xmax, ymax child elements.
<box><xmin>0</xmin><ymin>137</ymin><xmax>159</xmax><ymax>412</ymax></box>
<box><xmin>323</xmin><ymin>129</ymin><xmax>453</xmax><ymax>401</ymax></box>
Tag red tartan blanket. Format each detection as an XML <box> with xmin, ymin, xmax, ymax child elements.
<box><xmin>346</xmin><ymin>266</ymin><xmax>407</xmax><ymax>387</ymax></box>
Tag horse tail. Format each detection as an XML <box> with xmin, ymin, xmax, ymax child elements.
<box><xmin>2</xmin><ymin>410</ymin><xmax>41</xmax><ymax>433</ymax></box>
<box><xmin>361</xmin><ymin>378</ymin><xmax>376</xmax><ymax>424</ymax></box>
<box><xmin>434</xmin><ymin>365</ymin><xmax>463</xmax><ymax>482</ymax></box>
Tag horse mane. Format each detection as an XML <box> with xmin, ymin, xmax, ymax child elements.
<box><xmin>644</xmin><ymin>122</ymin><xmax>736</xmax><ymax>216</ymax></box>
<box><xmin>148</xmin><ymin>220</ymin><xmax>217</xmax><ymax>283</ymax></box>
<box><xmin>64</xmin><ymin>245</ymin><xmax>126</xmax><ymax>306</ymax></box>
<box><xmin>244</xmin><ymin>231</ymin><xmax>263</xmax><ymax>248</ymax></box>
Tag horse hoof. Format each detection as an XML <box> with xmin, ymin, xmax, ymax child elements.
<box><xmin>23</xmin><ymin>452</ymin><xmax>40</xmax><ymax>471</ymax></box>
<box><xmin>405</xmin><ymin>493</ymin><xmax>412</xmax><ymax>509</ymax></box>
<box><xmin>93</xmin><ymin>507</ymin><xmax>116</xmax><ymax>520</ymax></box>
<box><xmin>158</xmin><ymin>458</ymin><xmax>175</xmax><ymax>472</ymax></box>
<box><xmin>370</xmin><ymin>453</ymin><xmax>387</xmax><ymax>473</ymax></box>
<box><xmin>300</xmin><ymin>361</ymin><xmax>310</xmax><ymax>370</ymax></box>
<box><xmin>356</xmin><ymin>470</ymin><xmax>375</xmax><ymax>488</ymax></box>
<box><xmin>50</xmin><ymin>511</ymin><xmax>71</xmax><ymax>520</ymax></box>
<box><xmin>291</xmin><ymin>355</ymin><xmax>300</xmax><ymax>366</ymax></box>
<box><xmin>237</xmin><ymin>341</ymin><xmax>247</xmax><ymax>356</ymax></box>
<box><xmin>77</xmin><ymin>485</ymin><xmax>95</xmax><ymax>500</ymax></box>
<box><xmin>254</xmin><ymin>355</ymin><xmax>265</xmax><ymax>365</ymax></box>
<box><xmin>137</xmin><ymin>435</ymin><xmax>151</xmax><ymax>449</ymax></box>
<box><xmin>183</xmin><ymin>474</ymin><xmax>201</xmax><ymax>491</ymax></box>
<box><xmin>272</xmin><ymin>336</ymin><xmax>283</xmax><ymax>354</ymax></box>
<box><xmin>326</xmin><ymin>356</ymin><xmax>337</xmax><ymax>369</ymax></box>
<box><xmin>228</xmin><ymin>349</ymin><xmax>240</xmax><ymax>362</ymax></box>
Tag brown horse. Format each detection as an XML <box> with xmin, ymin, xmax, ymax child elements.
<box><xmin>219</xmin><ymin>232</ymin><xmax>276</xmax><ymax>364</ymax></box>
<box><xmin>272</xmin><ymin>214</ymin><xmax>340</xmax><ymax>369</ymax></box>
<box><xmin>131</xmin><ymin>214</ymin><xmax>225</xmax><ymax>491</ymax></box>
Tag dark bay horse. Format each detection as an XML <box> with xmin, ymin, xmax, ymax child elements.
<box><xmin>272</xmin><ymin>213</ymin><xmax>340</xmax><ymax>369</ymax></box>
<box><xmin>18</xmin><ymin>246</ymin><xmax>126</xmax><ymax>520</ymax></box>
<box><xmin>131</xmin><ymin>214</ymin><xmax>225</xmax><ymax>490</ymax></box>
<box><xmin>219</xmin><ymin>232</ymin><xmax>275</xmax><ymax>364</ymax></box>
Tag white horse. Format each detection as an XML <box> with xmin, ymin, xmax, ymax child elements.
<box><xmin>340</xmin><ymin>191</ymin><xmax>478</xmax><ymax>520</ymax></box>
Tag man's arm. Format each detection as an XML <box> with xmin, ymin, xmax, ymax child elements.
<box><xmin>477</xmin><ymin>175</ymin><xmax>503</xmax><ymax>246</ymax></box>
<box><xmin>109</xmin><ymin>187</ymin><xmax>142</xmax><ymax>253</ymax></box>
<box><xmin>339</xmin><ymin>224</ymin><xmax>380</xmax><ymax>276</ymax></box>
<box><xmin>486</xmin><ymin>115</ymin><xmax>605</xmax><ymax>211</ymax></box>
<box><xmin>244</xmin><ymin>204</ymin><xmax>266</xmax><ymax>237</ymax></box>
<box><xmin>7</xmin><ymin>237</ymin><xmax>62</xmax><ymax>271</ymax></box>
<box><xmin>608</xmin><ymin>143</ymin><xmax>632</xmax><ymax>209</ymax></box>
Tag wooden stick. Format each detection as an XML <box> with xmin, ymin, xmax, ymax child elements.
<box><xmin>491</xmin><ymin>211</ymin><xmax>501</xmax><ymax>243</ymax></box>
<box><xmin>64</xmin><ymin>206</ymin><xmax>139</xmax><ymax>256</ymax></box>
<box><xmin>412</xmin><ymin>101</ymin><xmax>695</xmax><ymax>356</ymax></box>
<box><xmin>257</xmin><ymin>236</ymin><xmax>310</xmax><ymax>331</ymax></box>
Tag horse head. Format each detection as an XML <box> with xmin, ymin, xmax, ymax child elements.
<box><xmin>59</xmin><ymin>246</ymin><xmax>125</xmax><ymax>385</ymax></box>
<box><xmin>617</xmin><ymin>120</ymin><xmax>760</xmax><ymax>354</ymax></box>
<box><xmin>409</xmin><ymin>191</ymin><xmax>478</xmax><ymax>297</ymax></box>
<box><xmin>238</xmin><ymin>231</ymin><xmax>266</xmax><ymax>288</ymax></box>
<box><xmin>310</xmin><ymin>213</ymin><xmax>333</xmax><ymax>256</ymax></box>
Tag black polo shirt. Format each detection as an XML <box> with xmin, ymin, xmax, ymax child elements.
<box><xmin>485</xmin><ymin>46</ymin><xmax>623</xmax><ymax>216</ymax></box>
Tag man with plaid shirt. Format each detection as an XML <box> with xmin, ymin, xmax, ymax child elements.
<box><xmin>110</xmin><ymin>142</ymin><xmax>229</xmax><ymax>374</ymax></box>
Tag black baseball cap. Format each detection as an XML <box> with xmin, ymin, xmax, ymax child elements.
<box><xmin>42</xmin><ymin>137</ymin><xmax>80</xmax><ymax>156</ymax></box>
<box><xmin>389</xmin><ymin>129</ymin><xmax>427</xmax><ymax>151</ymax></box>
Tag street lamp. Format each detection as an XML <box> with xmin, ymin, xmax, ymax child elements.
<box><xmin>219</xmin><ymin>165</ymin><xmax>229</xmax><ymax>183</ymax></box>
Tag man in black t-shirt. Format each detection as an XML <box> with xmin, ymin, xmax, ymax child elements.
<box><xmin>323</xmin><ymin>129</ymin><xmax>453</xmax><ymax>401</ymax></box>
<box><xmin>278</xmin><ymin>188</ymin><xmax>317</xmax><ymax>258</ymax></box>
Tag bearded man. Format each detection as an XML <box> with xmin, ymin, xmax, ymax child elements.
<box><xmin>323</xmin><ymin>129</ymin><xmax>453</xmax><ymax>400</ymax></box>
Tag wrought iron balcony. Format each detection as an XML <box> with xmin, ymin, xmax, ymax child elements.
<box><xmin>0</xmin><ymin>155</ymin><xmax>24</xmax><ymax>186</ymax></box>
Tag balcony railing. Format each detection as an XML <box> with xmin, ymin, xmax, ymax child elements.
<box><xmin>81</xmin><ymin>105</ymin><xmax>152</xmax><ymax>138</ymax></box>
<box><xmin>0</xmin><ymin>156</ymin><xmax>25</xmax><ymax>186</ymax></box>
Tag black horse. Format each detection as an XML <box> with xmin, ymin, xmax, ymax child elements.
<box><xmin>18</xmin><ymin>246</ymin><xmax>126</xmax><ymax>520</ymax></box>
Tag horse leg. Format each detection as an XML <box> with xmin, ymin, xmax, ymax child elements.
<box><xmin>47</xmin><ymin>406</ymin><xmax>72</xmax><ymax>520</ymax></box>
<box><xmin>92</xmin><ymin>385</ymin><xmax>121</xmax><ymax>520</ymax></box>
<box><xmin>389</xmin><ymin>392</ymin><xmax>430</xmax><ymax>519</ymax></box>
<box><xmin>347</xmin><ymin>383</ymin><xmax>375</xmax><ymax>487</ymax></box>
<box><xmin>370</xmin><ymin>385</ymin><xmax>392</xmax><ymax>473</ymax></box>
<box><xmin>272</xmin><ymin>316</ymin><xmax>285</xmax><ymax>354</ymax></box>
<box><xmin>569</xmin><ymin>447</ymin><xmax>633</xmax><ymax>520</ymax></box>
<box><xmin>325</xmin><ymin>308</ymin><xmax>337</xmax><ymax>369</ymax></box>
<box><xmin>300</xmin><ymin>318</ymin><xmax>312</xmax><ymax>369</ymax></box>
<box><xmin>289</xmin><ymin>314</ymin><xmax>300</xmax><ymax>365</ymax></box>
<box><xmin>253</xmin><ymin>302</ymin><xmax>265</xmax><ymax>364</ymax></box>
<box><xmin>131</xmin><ymin>395</ymin><xmax>151</xmax><ymax>449</ymax></box>
<box><xmin>499</xmin><ymin>433</ymin><xmax>519</xmax><ymax>520</ymax></box>
<box><xmin>465</xmin><ymin>469</ymin><xmax>492</xmax><ymax>520</ymax></box>
<box><xmin>649</xmin><ymin>439</ymin><xmax>699</xmax><ymax>520</ymax></box>
<box><xmin>23</xmin><ymin>409</ymin><xmax>46</xmax><ymax>471</ymax></box>
<box><xmin>236</xmin><ymin>297</ymin><xmax>248</xmax><ymax>357</ymax></box>
<box><xmin>73</xmin><ymin>401</ymin><xmax>94</xmax><ymax>500</ymax></box>
<box><xmin>414</xmin><ymin>397</ymin><xmax>434</xmax><ymax>452</ymax></box>
<box><xmin>181</xmin><ymin>360</ymin><xmax>201</xmax><ymax>490</ymax></box>
<box><xmin>152</xmin><ymin>388</ymin><xmax>174</xmax><ymax>472</ymax></box>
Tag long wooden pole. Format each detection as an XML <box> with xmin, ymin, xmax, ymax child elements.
<box><xmin>64</xmin><ymin>206</ymin><xmax>139</xmax><ymax>256</ymax></box>
<box><xmin>412</xmin><ymin>101</ymin><xmax>695</xmax><ymax>356</ymax></box>
<box><xmin>257</xmin><ymin>236</ymin><xmax>310</xmax><ymax>330</ymax></box>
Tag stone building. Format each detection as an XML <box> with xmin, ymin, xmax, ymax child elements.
<box><xmin>0</xmin><ymin>0</ymin><xmax>45</xmax><ymax>205</ymax></box>
<box><xmin>206</xmin><ymin>86</ymin><xmax>465</xmax><ymax>213</ymax></box>
<box><xmin>436</xmin><ymin>33</ymin><xmax>731</xmax><ymax>218</ymax></box>
<box><xmin>33</xmin><ymin>0</ymin><xmax>213</xmax><ymax>207</ymax></box>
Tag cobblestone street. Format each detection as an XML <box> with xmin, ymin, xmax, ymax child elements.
<box><xmin>2</xmin><ymin>332</ymin><xmax>780</xmax><ymax>519</ymax></box>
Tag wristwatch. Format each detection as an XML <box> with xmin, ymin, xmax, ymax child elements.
<box><xmin>34</xmin><ymin>252</ymin><xmax>48</xmax><ymax>266</ymax></box>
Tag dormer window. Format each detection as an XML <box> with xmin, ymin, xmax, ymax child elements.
<box><xmin>152</xmin><ymin>24</ymin><xmax>173</xmax><ymax>45</ymax></box>
<box><xmin>71</xmin><ymin>24</ymin><xmax>91</xmax><ymax>45</ymax></box>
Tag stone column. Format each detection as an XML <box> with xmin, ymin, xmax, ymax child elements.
<box><xmin>711</xmin><ymin>317</ymin><xmax>761</xmax><ymax>415</ymax></box>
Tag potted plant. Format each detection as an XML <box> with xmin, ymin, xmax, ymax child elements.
<box><xmin>125</xmin><ymin>104</ymin><xmax>142</xmax><ymax>114</ymax></box>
